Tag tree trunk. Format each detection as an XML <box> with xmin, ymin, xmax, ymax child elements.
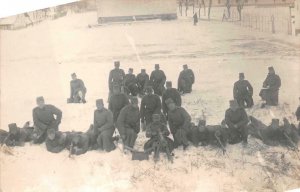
<box><xmin>208</xmin><ymin>0</ymin><xmax>212</xmax><ymax>20</ymax></box>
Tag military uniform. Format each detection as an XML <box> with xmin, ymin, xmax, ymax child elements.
<box><xmin>108</xmin><ymin>68</ymin><xmax>125</xmax><ymax>92</ymax></box>
<box><xmin>140</xmin><ymin>94</ymin><xmax>162</xmax><ymax>125</ymax></box>
<box><xmin>68</xmin><ymin>133</ymin><xmax>90</xmax><ymax>155</ymax></box>
<box><xmin>94</xmin><ymin>108</ymin><xmax>116</xmax><ymax>152</ymax></box>
<box><xmin>162</xmin><ymin>88</ymin><xmax>181</xmax><ymax>116</ymax></box>
<box><xmin>178</xmin><ymin>68</ymin><xmax>195</xmax><ymax>94</ymax></box>
<box><xmin>117</xmin><ymin>104</ymin><xmax>140</xmax><ymax>148</ymax></box>
<box><xmin>233</xmin><ymin>79</ymin><xmax>253</xmax><ymax>108</ymax></box>
<box><xmin>45</xmin><ymin>131</ymin><xmax>66</xmax><ymax>153</ymax></box>
<box><xmin>69</xmin><ymin>78</ymin><xmax>87</xmax><ymax>103</ymax></box>
<box><xmin>124</xmin><ymin>73</ymin><xmax>138</xmax><ymax>96</ymax></box>
<box><xmin>5</xmin><ymin>123</ymin><xmax>34</xmax><ymax>146</ymax></box>
<box><xmin>32</xmin><ymin>104</ymin><xmax>62</xmax><ymax>144</ymax></box>
<box><xmin>109</xmin><ymin>93</ymin><xmax>129</xmax><ymax>122</ymax></box>
<box><xmin>225</xmin><ymin>107</ymin><xmax>249</xmax><ymax>144</ymax></box>
<box><xmin>150</xmin><ymin>69</ymin><xmax>166</xmax><ymax>96</ymax></box>
<box><xmin>136</xmin><ymin>71</ymin><xmax>149</xmax><ymax>95</ymax></box>
<box><xmin>168</xmin><ymin>106</ymin><xmax>191</xmax><ymax>148</ymax></box>
<box><xmin>260</xmin><ymin>70</ymin><xmax>281</xmax><ymax>106</ymax></box>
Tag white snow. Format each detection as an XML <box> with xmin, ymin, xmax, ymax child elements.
<box><xmin>0</xmin><ymin>11</ymin><xmax>300</xmax><ymax>192</ymax></box>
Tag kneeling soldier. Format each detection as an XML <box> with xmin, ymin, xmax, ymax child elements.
<box><xmin>46</xmin><ymin>128</ymin><xmax>66</xmax><ymax>153</ymax></box>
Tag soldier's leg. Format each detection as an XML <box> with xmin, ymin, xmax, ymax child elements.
<box><xmin>270</xmin><ymin>90</ymin><xmax>279</xmax><ymax>106</ymax></box>
<box><xmin>81</xmin><ymin>88</ymin><xmax>87</xmax><ymax>103</ymax></box>
<box><xmin>144</xmin><ymin>138</ymin><xmax>155</xmax><ymax>151</ymax></box>
<box><xmin>124</xmin><ymin>128</ymin><xmax>137</xmax><ymax>148</ymax></box>
<box><xmin>187</xmin><ymin>126</ymin><xmax>200</xmax><ymax>146</ymax></box>
<box><xmin>245</xmin><ymin>95</ymin><xmax>254</xmax><ymax>108</ymax></box>
<box><xmin>100</xmin><ymin>129</ymin><xmax>116</xmax><ymax>152</ymax></box>
<box><xmin>239</xmin><ymin>125</ymin><xmax>248</xmax><ymax>143</ymax></box>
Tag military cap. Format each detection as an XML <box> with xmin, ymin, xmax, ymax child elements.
<box><xmin>129</xmin><ymin>68</ymin><xmax>133</xmax><ymax>72</ymax></box>
<box><xmin>71</xmin><ymin>73</ymin><xmax>76</xmax><ymax>76</ymax></box>
<box><xmin>183</xmin><ymin>64</ymin><xmax>188</xmax><ymax>68</ymax></box>
<box><xmin>130</xmin><ymin>97</ymin><xmax>138</xmax><ymax>104</ymax></box>
<box><xmin>268</xmin><ymin>66</ymin><xmax>274</xmax><ymax>71</ymax></box>
<box><xmin>36</xmin><ymin>96</ymin><xmax>44</xmax><ymax>102</ymax></box>
<box><xmin>114</xmin><ymin>61</ymin><xmax>120</xmax><ymax>66</ymax></box>
<box><xmin>155</xmin><ymin>64</ymin><xmax>159</xmax><ymax>68</ymax></box>
<box><xmin>198</xmin><ymin>119</ymin><xmax>206</xmax><ymax>126</ymax></box>
<box><xmin>165</xmin><ymin>98</ymin><xmax>175</xmax><ymax>105</ymax></box>
<box><xmin>96</xmin><ymin>99</ymin><xmax>104</xmax><ymax>106</ymax></box>
<box><xmin>239</xmin><ymin>73</ymin><xmax>244</xmax><ymax>78</ymax></box>
<box><xmin>141</xmin><ymin>69</ymin><xmax>146</xmax><ymax>72</ymax></box>
<box><xmin>166</xmin><ymin>81</ymin><xmax>172</xmax><ymax>87</ymax></box>
<box><xmin>8</xmin><ymin>123</ymin><xmax>17</xmax><ymax>130</ymax></box>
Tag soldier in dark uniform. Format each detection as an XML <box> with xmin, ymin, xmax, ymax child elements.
<box><xmin>32</xmin><ymin>96</ymin><xmax>62</xmax><ymax>144</ymax></box>
<box><xmin>109</xmin><ymin>84</ymin><xmax>129</xmax><ymax>123</ymax></box>
<box><xmin>166</xmin><ymin>98</ymin><xmax>191</xmax><ymax>149</ymax></box>
<box><xmin>68</xmin><ymin>73</ymin><xmax>87</xmax><ymax>103</ymax></box>
<box><xmin>193</xmin><ymin>13</ymin><xmax>198</xmax><ymax>25</ymax></box>
<box><xmin>140</xmin><ymin>86</ymin><xmax>162</xmax><ymax>127</ymax></box>
<box><xmin>117</xmin><ymin>97</ymin><xmax>140</xmax><ymax>148</ymax></box>
<box><xmin>136</xmin><ymin>69</ymin><xmax>149</xmax><ymax>96</ymax></box>
<box><xmin>94</xmin><ymin>99</ymin><xmax>116</xmax><ymax>152</ymax></box>
<box><xmin>150</xmin><ymin>64</ymin><xmax>166</xmax><ymax>96</ymax></box>
<box><xmin>124</xmin><ymin>68</ymin><xmax>138</xmax><ymax>96</ymax></box>
<box><xmin>68</xmin><ymin>132</ymin><xmax>90</xmax><ymax>156</ymax></box>
<box><xmin>144</xmin><ymin>114</ymin><xmax>174</xmax><ymax>155</ymax></box>
<box><xmin>260</xmin><ymin>66</ymin><xmax>281</xmax><ymax>107</ymax></box>
<box><xmin>225</xmin><ymin>100</ymin><xmax>249</xmax><ymax>145</ymax></box>
<box><xmin>108</xmin><ymin>61</ymin><xmax>125</xmax><ymax>94</ymax></box>
<box><xmin>45</xmin><ymin>128</ymin><xmax>67</xmax><ymax>153</ymax></box>
<box><xmin>162</xmin><ymin>81</ymin><xmax>181</xmax><ymax>117</ymax></box>
<box><xmin>178</xmin><ymin>64</ymin><xmax>195</xmax><ymax>94</ymax></box>
<box><xmin>4</xmin><ymin>122</ymin><xmax>34</xmax><ymax>147</ymax></box>
<box><xmin>233</xmin><ymin>73</ymin><xmax>253</xmax><ymax>108</ymax></box>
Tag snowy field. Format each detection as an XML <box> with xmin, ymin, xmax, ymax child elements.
<box><xmin>1</xmin><ymin>11</ymin><xmax>300</xmax><ymax>192</ymax></box>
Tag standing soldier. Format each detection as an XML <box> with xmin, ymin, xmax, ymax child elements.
<box><xmin>162</xmin><ymin>81</ymin><xmax>182</xmax><ymax>117</ymax></box>
<box><xmin>45</xmin><ymin>128</ymin><xmax>67</xmax><ymax>153</ymax></box>
<box><xmin>225</xmin><ymin>100</ymin><xmax>249</xmax><ymax>145</ymax></box>
<box><xmin>178</xmin><ymin>64</ymin><xmax>195</xmax><ymax>94</ymax></box>
<box><xmin>109</xmin><ymin>84</ymin><xmax>129</xmax><ymax>123</ymax></box>
<box><xmin>124</xmin><ymin>68</ymin><xmax>138</xmax><ymax>96</ymax></box>
<box><xmin>108</xmin><ymin>61</ymin><xmax>125</xmax><ymax>95</ymax></box>
<box><xmin>166</xmin><ymin>98</ymin><xmax>192</xmax><ymax>149</ymax></box>
<box><xmin>233</xmin><ymin>73</ymin><xmax>254</xmax><ymax>108</ymax></box>
<box><xmin>94</xmin><ymin>99</ymin><xmax>116</xmax><ymax>152</ymax></box>
<box><xmin>150</xmin><ymin>64</ymin><xmax>166</xmax><ymax>96</ymax></box>
<box><xmin>140</xmin><ymin>86</ymin><xmax>162</xmax><ymax>129</ymax></box>
<box><xmin>117</xmin><ymin>97</ymin><xmax>140</xmax><ymax>148</ymax></box>
<box><xmin>68</xmin><ymin>73</ymin><xmax>87</xmax><ymax>103</ymax></box>
<box><xmin>193</xmin><ymin>12</ymin><xmax>198</xmax><ymax>25</ymax></box>
<box><xmin>136</xmin><ymin>69</ymin><xmax>149</xmax><ymax>96</ymax></box>
<box><xmin>259</xmin><ymin>66</ymin><xmax>281</xmax><ymax>107</ymax></box>
<box><xmin>32</xmin><ymin>96</ymin><xmax>62</xmax><ymax>144</ymax></box>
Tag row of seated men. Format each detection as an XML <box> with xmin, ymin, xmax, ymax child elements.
<box><xmin>1</xmin><ymin>96</ymin><xmax>299</xmax><ymax>156</ymax></box>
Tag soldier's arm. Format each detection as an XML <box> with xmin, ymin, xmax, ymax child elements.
<box><xmin>117</xmin><ymin>108</ymin><xmax>126</xmax><ymax>136</ymax></box>
<box><xmin>233</xmin><ymin>82</ymin><xmax>237</xmax><ymax>98</ymax></box>
<box><xmin>32</xmin><ymin>109</ymin><xmax>47</xmax><ymax>130</ymax></box>
<box><xmin>155</xmin><ymin>96</ymin><xmax>162</xmax><ymax>113</ymax></box>
<box><xmin>263</xmin><ymin>75</ymin><xmax>269</xmax><ymax>88</ymax></box>
<box><xmin>190</xmin><ymin>70</ymin><xmax>195</xmax><ymax>84</ymax></box>
<box><xmin>49</xmin><ymin>105</ymin><xmax>62</xmax><ymax>124</ymax></box>
<box><xmin>79</xmin><ymin>79</ymin><xmax>86</xmax><ymax>89</ymax></box>
<box><xmin>236</xmin><ymin>109</ymin><xmax>249</xmax><ymax>127</ymax></box>
<box><xmin>93</xmin><ymin>111</ymin><xmax>99</xmax><ymax>129</ymax></box>
<box><xmin>76</xmin><ymin>136</ymin><xmax>89</xmax><ymax>155</ymax></box>
<box><xmin>247</xmin><ymin>81</ymin><xmax>253</xmax><ymax>96</ymax></box>
<box><xmin>181</xmin><ymin>108</ymin><xmax>192</xmax><ymax>129</ymax></box>
<box><xmin>70</xmin><ymin>82</ymin><xmax>74</xmax><ymax>98</ymax></box>
<box><xmin>177</xmin><ymin>72</ymin><xmax>183</xmax><ymax>90</ymax></box>
<box><xmin>150</xmin><ymin>72</ymin><xmax>154</xmax><ymax>83</ymax></box>
<box><xmin>225</xmin><ymin>110</ymin><xmax>234</xmax><ymax>128</ymax></box>
<box><xmin>168</xmin><ymin>118</ymin><xmax>175</xmax><ymax>135</ymax></box>
<box><xmin>161</xmin><ymin>71</ymin><xmax>166</xmax><ymax>84</ymax></box>
<box><xmin>296</xmin><ymin>107</ymin><xmax>300</xmax><ymax>120</ymax></box>
<box><xmin>276</xmin><ymin>76</ymin><xmax>281</xmax><ymax>89</ymax></box>
<box><xmin>140</xmin><ymin>99</ymin><xmax>145</xmax><ymax>122</ymax></box>
<box><xmin>176</xmin><ymin>91</ymin><xmax>182</xmax><ymax>106</ymax></box>
<box><xmin>99</xmin><ymin>111</ymin><xmax>114</xmax><ymax>132</ymax></box>
<box><xmin>162</xmin><ymin>94</ymin><xmax>167</xmax><ymax>114</ymax></box>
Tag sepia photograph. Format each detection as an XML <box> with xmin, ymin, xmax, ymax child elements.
<box><xmin>0</xmin><ymin>0</ymin><xmax>300</xmax><ymax>191</ymax></box>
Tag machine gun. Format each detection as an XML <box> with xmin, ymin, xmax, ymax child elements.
<box><xmin>151</xmin><ymin>129</ymin><xmax>173</xmax><ymax>163</ymax></box>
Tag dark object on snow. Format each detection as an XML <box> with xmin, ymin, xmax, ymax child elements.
<box><xmin>109</xmin><ymin>86</ymin><xmax>130</xmax><ymax>123</ymax></box>
<box><xmin>178</xmin><ymin>65</ymin><xmax>195</xmax><ymax>94</ymax></box>
<box><xmin>260</xmin><ymin>67</ymin><xmax>281</xmax><ymax>106</ymax></box>
<box><xmin>136</xmin><ymin>69</ymin><xmax>149</xmax><ymax>96</ymax></box>
<box><xmin>193</xmin><ymin>13</ymin><xmax>198</xmax><ymax>25</ymax></box>
<box><xmin>108</xmin><ymin>62</ymin><xmax>125</xmax><ymax>93</ymax></box>
<box><xmin>124</xmin><ymin>72</ymin><xmax>138</xmax><ymax>97</ymax></box>
<box><xmin>68</xmin><ymin>73</ymin><xmax>87</xmax><ymax>103</ymax></box>
<box><xmin>233</xmin><ymin>73</ymin><xmax>253</xmax><ymax>108</ymax></box>
<box><xmin>150</xmin><ymin>64</ymin><xmax>166</xmax><ymax>96</ymax></box>
<box><xmin>4</xmin><ymin>122</ymin><xmax>34</xmax><ymax>146</ymax></box>
<box><xmin>162</xmin><ymin>82</ymin><xmax>181</xmax><ymax>116</ymax></box>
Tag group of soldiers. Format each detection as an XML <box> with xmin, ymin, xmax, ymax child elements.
<box><xmin>0</xmin><ymin>62</ymin><xmax>299</xmax><ymax>162</ymax></box>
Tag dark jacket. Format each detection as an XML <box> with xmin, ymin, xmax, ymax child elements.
<box><xmin>70</xmin><ymin>79</ymin><xmax>86</xmax><ymax>98</ymax></box>
<box><xmin>124</xmin><ymin>74</ymin><xmax>137</xmax><ymax>88</ymax></box>
<box><xmin>140</xmin><ymin>94</ymin><xmax>162</xmax><ymax>121</ymax></box>
<box><xmin>117</xmin><ymin>105</ymin><xmax>140</xmax><ymax>135</ymax></box>
<box><xmin>162</xmin><ymin>88</ymin><xmax>182</xmax><ymax>114</ymax></box>
<box><xmin>233</xmin><ymin>80</ymin><xmax>253</xmax><ymax>98</ymax></box>
<box><xmin>225</xmin><ymin>108</ymin><xmax>249</xmax><ymax>128</ymax></box>
<box><xmin>109</xmin><ymin>93</ymin><xmax>129</xmax><ymax>122</ymax></box>
<box><xmin>178</xmin><ymin>69</ymin><xmax>195</xmax><ymax>86</ymax></box>
<box><xmin>94</xmin><ymin>108</ymin><xmax>114</xmax><ymax>132</ymax></box>
<box><xmin>45</xmin><ymin>131</ymin><xmax>66</xmax><ymax>153</ymax></box>
<box><xmin>33</xmin><ymin>105</ymin><xmax>62</xmax><ymax>130</ymax></box>
<box><xmin>263</xmin><ymin>73</ymin><xmax>281</xmax><ymax>91</ymax></box>
<box><xmin>136</xmin><ymin>73</ymin><xmax>149</xmax><ymax>88</ymax></box>
<box><xmin>296</xmin><ymin>106</ymin><xmax>300</xmax><ymax>121</ymax></box>
<box><xmin>70</xmin><ymin>133</ymin><xmax>90</xmax><ymax>155</ymax></box>
<box><xmin>5</xmin><ymin>127</ymin><xmax>34</xmax><ymax>146</ymax></box>
<box><xmin>168</xmin><ymin>107</ymin><xmax>191</xmax><ymax>135</ymax></box>
<box><xmin>146</xmin><ymin>121</ymin><xmax>170</xmax><ymax>138</ymax></box>
<box><xmin>108</xmin><ymin>68</ymin><xmax>125</xmax><ymax>90</ymax></box>
<box><xmin>150</xmin><ymin>70</ymin><xmax>166</xmax><ymax>87</ymax></box>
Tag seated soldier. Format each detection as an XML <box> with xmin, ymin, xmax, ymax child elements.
<box><xmin>68</xmin><ymin>132</ymin><xmax>90</xmax><ymax>156</ymax></box>
<box><xmin>45</xmin><ymin>128</ymin><xmax>67</xmax><ymax>153</ymax></box>
<box><xmin>144</xmin><ymin>114</ymin><xmax>174</xmax><ymax>154</ymax></box>
<box><xmin>188</xmin><ymin>119</ymin><xmax>227</xmax><ymax>149</ymax></box>
<box><xmin>68</xmin><ymin>73</ymin><xmax>87</xmax><ymax>103</ymax></box>
<box><xmin>225</xmin><ymin>100</ymin><xmax>249</xmax><ymax>145</ymax></box>
<box><xmin>5</xmin><ymin>122</ymin><xmax>34</xmax><ymax>147</ymax></box>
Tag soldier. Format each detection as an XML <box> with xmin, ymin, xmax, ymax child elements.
<box><xmin>94</xmin><ymin>99</ymin><xmax>116</xmax><ymax>152</ymax></box>
<box><xmin>32</xmin><ymin>96</ymin><xmax>62</xmax><ymax>144</ymax></box>
<box><xmin>150</xmin><ymin>64</ymin><xmax>166</xmax><ymax>96</ymax></box>
<box><xmin>260</xmin><ymin>66</ymin><xmax>281</xmax><ymax>107</ymax></box>
<box><xmin>45</xmin><ymin>128</ymin><xmax>66</xmax><ymax>153</ymax></box>
<box><xmin>225</xmin><ymin>100</ymin><xmax>249</xmax><ymax>145</ymax></box>
<box><xmin>4</xmin><ymin>122</ymin><xmax>34</xmax><ymax>147</ymax></box>
<box><xmin>144</xmin><ymin>114</ymin><xmax>174</xmax><ymax>161</ymax></box>
<box><xmin>68</xmin><ymin>73</ymin><xmax>87</xmax><ymax>103</ymax></box>
<box><xmin>109</xmin><ymin>84</ymin><xmax>129</xmax><ymax>123</ymax></box>
<box><xmin>108</xmin><ymin>61</ymin><xmax>125</xmax><ymax>94</ymax></box>
<box><xmin>117</xmin><ymin>97</ymin><xmax>140</xmax><ymax>148</ymax></box>
<box><xmin>296</xmin><ymin>97</ymin><xmax>300</xmax><ymax>130</ymax></box>
<box><xmin>188</xmin><ymin>119</ymin><xmax>228</xmax><ymax>150</ymax></box>
<box><xmin>136</xmin><ymin>69</ymin><xmax>149</xmax><ymax>96</ymax></box>
<box><xmin>166</xmin><ymin>98</ymin><xmax>191</xmax><ymax>149</ymax></box>
<box><xmin>178</xmin><ymin>64</ymin><xmax>195</xmax><ymax>94</ymax></box>
<box><xmin>124</xmin><ymin>68</ymin><xmax>138</xmax><ymax>96</ymax></box>
<box><xmin>193</xmin><ymin>12</ymin><xmax>198</xmax><ymax>25</ymax></box>
<box><xmin>233</xmin><ymin>73</ymin><xmax>253</xmax><ymax>108</ymax></box>
<box><xmin>140</xmin><ymin>86</ymin><xmax>162</xmax><ymax>128</ymax></box>
<box><xmin>68</xmin><ymin>132</ymin><xmax>90</xmax><ymax>156</ymax></box>
<box><xmin>162</xmin><ymin>81</ymin><xmax>181</xmax><ymax>117</ymax></box>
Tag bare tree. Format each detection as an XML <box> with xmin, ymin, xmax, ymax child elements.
<box><xmin>208</xmin><ymin>0</ymin><xmax>212</xmax><ymax>20</ymax></box>
<box><xmin>237</xmin><ymin>0</ymin><xmax>244</xmax><ymax>21</ymax></box>
<box><xmin>201</xmin><ymin>0</ymin><xmax>206</xmax><ymax>16</ymax></box>
<box><xmin>225</xmin><ymin>0</ymin><xmax>231</xmax><ymax>18</ymax></box>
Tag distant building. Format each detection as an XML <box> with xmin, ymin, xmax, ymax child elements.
<box><xmin>292</xmin><ymin>0</ymin><xmax>300</xmax><ymax>35</ymax></box>
<box><xmin>96</xmin><ymin>0</ymin><xmax>177</xmax><ymax>23</ymax></box>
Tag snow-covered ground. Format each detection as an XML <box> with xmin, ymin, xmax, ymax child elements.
<box><xmin>0</xmin><ymin>12</ymin><xmax>300</xmax><ymax>192</ymax></box>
